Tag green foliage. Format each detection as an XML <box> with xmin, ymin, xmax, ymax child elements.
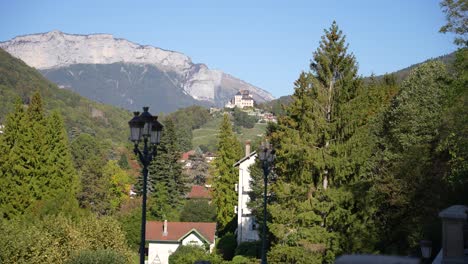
<box><xmin>180</xmin><ymin>200</ymin><xmax>216</xmax><ymax>222</ymax></box>
<box><xmin>116</xmin><ymin>207</ymin><xmax>142</xmax><ymax>251</ymax></box>
<box><xmin>438</xmin><ymin>48</ymin><xmax>468</xmax><ymax>193</ymax></box>
<box><xmin>148</xmin><ymin>182</ymin><xmax>180</xmax><ymax>220</ymax></box>
<box><xmin>0</xmin><ymin>48</ymin><xmax>130</xmax><ymax>146</ymax></box>
<box><xmin>72</xmin><ymin>133</ymin><xmax>113</xmax><ymax>215</ymax></box>
<box><xmin>0</xmin><ymin>94</ymin><xmax>79</xmax><ymax>219</ymax></box>
<box><xmin>102</xmin><ymin>160</ymin><xmax>133</xmax><ymax>212</ymax></box>
<box><xmin>187</xmin><ymin>153</ymin><xmax>211</xmax><ymax>185</ymax></box>
<box><xmin>169</xmin><ymin>245</ymin><xmax>219</xmax><ymax>264</ymax></box>
<box><xmin>66</xmin><ymin>249</ymin><xmax>127</xmax><ymax>264</ymax></box>
<box><xmin>211</xmin><ymin>114</ymin><xmax>242</xmax><ymax>232</ymax></box>
<box><xmin>266</xmin><ymin>22</ymin><xmax>380</xmax><ymax>262</ymax></box>
<box><xmin>147</xmin><ymin>119</ymin><xmax>187</xmax><ymax>219</ymax></box>
<box><xmin>118</xmin><ymin>152</ymin><xmax>130</xmax><ymax>169</ymax></box>
<box><xmin>165</xmin><ymin>105</ymin><xmax>213</xmax><ymax>152</ymax></box>
<box><xmin>371</xmin><ymin>61</ymin><xmax>458</xmax><ymax>253</ymax></box>
<box><xmin>216</xmin><ymin>232</ymin><xmax>237</xmax><ymax>260</ymax></box>
<box><xmin>268</xmin><ymin>244</ymin><xmax>322</xmax><ymax>264</ymax></box>
<box><xmin>439</xmin><ymin>0</ymin><xmax>468</xmax><ymax>46</ymax></box>
<box><xmin>235</xmin><ymin>241</ymin><xmax>261</xmax><ymax>258</ymax></box>
<box><xmin>256</xmin><ymin>95</ymin><xmax>293</xmax><ymax>116</ymax></box>
<box><xmin>0</xmin><ymin>215</ymin><xmax>133</xmax><ymax>264</ymax></box>
<box><xmin>229</xmin><ymin>255</ymin><xmax>257</xmax><ymax>264</ymax></box>
<box><xmin>233</xmin><ymin>107</ymin><xmax>258</xmax><ymax>129</ymax></box>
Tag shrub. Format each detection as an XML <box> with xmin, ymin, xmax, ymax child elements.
<box><xmin>169</xmin><ymin>246</ymin><xmax>213</xmax><ymax>264</ymax></box>
<box><xmin>66</xmin><ymin>249</ymin><xmax>126</xmax><ymax>264</ymax></box>
<box><xmin>216</xmin><ymin>232</ymin><xmax>237</xmax><ymax>260</ymax></box>
<box><xmin>235</xmin><ymin>241</ymin><xmax>261</xmax><ymax>258</ymax></box>
<box><xmin>180</xmin><ymin>200</ymin><xmax>216</xmax><ymax>222</ymax></box>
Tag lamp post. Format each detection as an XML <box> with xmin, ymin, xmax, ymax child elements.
<box><xmin>128</xmin><ymin>106</ymin><xmax>163</xmax><ymax>264</ymax></box>
<box><xmin>420</xmin><ymin>240</ymin><xmax>432</xmax><ymax>263</ymax></box>
<box><xmin>258</xmin><ymin>142</ymin><xmax>275</xmax><ymax>264</ymax></box>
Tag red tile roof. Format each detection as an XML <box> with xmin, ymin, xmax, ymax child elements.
<box><xmin>181</xmin><ymin>150</ymin><xmax>195</xmax><ymax>161</ymax></box>
<box><xmin>187</xmin><ymin>185</ymin><xmax>211</xmax><ymax>199</ymax></box>
<box><xmin>146</xmin><ymin>221</ymin><xmax>216</xmax><ymax>243</ymax></box>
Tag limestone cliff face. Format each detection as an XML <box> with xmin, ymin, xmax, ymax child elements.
<box><xmin>0</xmin><ymin>31</ymin><xmax>274</xmax><ymax>111</ymax></box>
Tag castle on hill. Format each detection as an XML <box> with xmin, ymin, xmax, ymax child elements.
<box><xmin>225</xmin><ymin>90</ymin><xmax>254</xmax><ymax>109</ymax></box>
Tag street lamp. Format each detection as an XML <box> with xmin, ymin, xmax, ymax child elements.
<box><xmin>420</xmin><ymin>240</ymin><xmax>432</xmax><ymax>263</ymax></box>
<box><xmin>258</xmin><ymin>142</ymin><xmax>275</xmax><ymax>264</ymax></box>
<box><xmin>128</xmin><ymin>106</ymin><xmax>163</xmax><ymax>264</ymax></box>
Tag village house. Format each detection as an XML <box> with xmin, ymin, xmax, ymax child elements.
<box><xmin>146</xmin><ymin>220</ymin><xmax>217</xmax><ymax>264</ymax></box>
<box><xmin>234</xmin><ymin>141</ymin><xmax>259</xmax><ymax>244</ymax></box>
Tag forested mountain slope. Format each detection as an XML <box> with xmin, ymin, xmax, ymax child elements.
<box><xmin>0</xmin><ymin>48</ymin><xmax>130</xmax><ymax>144</ymax></box>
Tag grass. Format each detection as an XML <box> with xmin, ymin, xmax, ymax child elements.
<box><xmin>192</xmin><ymin>114</ymin><xmax>267</xmax><ymax>152</ymax></box>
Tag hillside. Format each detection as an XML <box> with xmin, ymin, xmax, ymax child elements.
<box><xmin>0</xmin><ymin>48</ymin><xmax>131</xmax><ymax>145</ymax></box>
<box><xmin>192</xmin><ymin>113</ymin><xmax>268</xmax><ymax>152</ymax></box>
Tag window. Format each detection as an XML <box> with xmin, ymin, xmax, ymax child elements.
<box><xmin>251</xmin><ymin>217</ymin><xmax>257</xmax><ymax>230</ymax></box>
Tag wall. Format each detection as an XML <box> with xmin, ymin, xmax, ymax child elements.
<box><xmin>237</xmin><ymin>154</ymin><xmax>260</xmax><ymax>244</ymax></box>
<box><xmin>148</xmin><ymin>242</ymin><xmax>180</xmax><ymax>264</ymax></box>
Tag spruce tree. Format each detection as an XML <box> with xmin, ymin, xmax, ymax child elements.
<box><xmin>0</xmin><ymin>100</ymin><xmax>31</xmax><ymax>219</ymax></box>
<box><xmin>268</xmin><ymin>22</ymin><xmax>378</xmax><ymax>263</ymax></box>
<box><xmin>0</xmin><ymin>93</ymin><xmax>80</xmax><ymax>218</ymax></box>
<box><xmin>211</xmin><ymin>113</ymin><xmax>242</xmax><ymax>232</ymax></box>
<box><xmin>45</xmin><ymin>111</ymin><xmax>79</xmax><ymax>200</ymax></box>
<box><xmin>147</xmin><ymin>119</ymin><xmax>186</xmax><ymax>218</ymax></box>
<box><xmin>71</xmin><ymin>133</ymin><xmax>111</xmax><ymax>215</ymax></box>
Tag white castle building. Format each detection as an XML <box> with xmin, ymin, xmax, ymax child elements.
<box><xmin>225</xmin><ymin>90</ymin><xmax>255</xmax><ymax>109</ymax></box>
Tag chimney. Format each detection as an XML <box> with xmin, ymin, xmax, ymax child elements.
<box><xmin>245</xmin><ymin>141</ymin><xmax>251</xmax><ymax>157</ymax></box>
<box><xmin>163</xmin><ymin>220</ymin><xmax>168</xmax><ymax>236</ymax></box>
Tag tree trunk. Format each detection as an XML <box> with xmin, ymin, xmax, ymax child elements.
<box><xmin>323</xmin><ymin>79</ymin><xmax>334</xmax><ymax>190</ymax></box>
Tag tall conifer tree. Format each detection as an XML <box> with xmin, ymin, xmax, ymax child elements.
<box><xmin>211</xmin><ymin>114</ymin><xmax>242</xmax><ymax>232</ymax></box>
<box><xmin>0</xmin><ymin>93</ymin><xmax>79</xmax><ymax>218</ymax></box>
<box><xmin>147</xmin><ymin>119</ymin><xmax>186</xmax><ymax>219</ymax></box>
<box><xmin>268</xmin><ymin>22</ymin><xmax>377</xmax><ymax>263</ymax></box>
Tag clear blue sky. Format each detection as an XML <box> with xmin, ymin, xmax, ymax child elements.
<box><xmin>0</xmin><ymin>0</ymin><xmax>457</xmax><ymax>97</ymax></box>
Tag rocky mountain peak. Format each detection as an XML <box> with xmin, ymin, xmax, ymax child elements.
<box><xmin>0</xmin><ymin>31</ymin><xmax>274</xmax><ymax>111</ymax></box>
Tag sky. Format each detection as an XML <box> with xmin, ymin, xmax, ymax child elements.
<box><xmin>0</xmin><ymin>0</ymin><xmax>458</xmax><ymax>98</ymax></box>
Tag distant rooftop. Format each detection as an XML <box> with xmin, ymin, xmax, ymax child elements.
<box><xmin>187</xmin><ymin>185</ymin><xmax>211</xmax><ymax>199</ymax></box>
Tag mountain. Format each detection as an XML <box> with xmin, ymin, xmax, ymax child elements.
<box><xmin>0</xmin><ymin>48</ymin><xmax>130</xmax><ymax>145</ymax></box>
<box><xmin>0</xmin><ymin>31</ymin><xmax>274</xmax><ymax>112</ymax></box>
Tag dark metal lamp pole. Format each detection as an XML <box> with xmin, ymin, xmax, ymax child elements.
<box><xmin>128</xmin><ymin>107</ymin><xmax>163</xmax><ymax>264</ymax></box>
<box><xmin>258</xmin><ymin>142</ymin><xmax>275</xmax><ymax>264</ymax></box>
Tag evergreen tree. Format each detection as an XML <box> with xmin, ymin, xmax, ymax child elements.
<box><xmin>71</xmin><ymin>133</ymin><xmax>111</xmax><ymax>215</ymax></box>
<box><xmin>187</xmin><ymin>152</ymin><xmax>210</xmax><ymax>185</ymax></box>
<box><xmin>0</xmin><ymin>99</ymin><xmax>31</xmax><ymax>219</ymax></box>
<box><xmin>147</xmin><ymin>119</ymin><xmax>186</xmax><ymax>218</ymax></box>
<box><xmin>211</xmin><ymin>113</ymin><xmax>242</xmax><ymax>232</ymax></box>
<box><xmin>117</xmin><ymin>153</ymin><xmax>130</xmax><ymax>169</ymax></box>
<box><xmin>267</xmin><ymin>22</ymin><xmax>379</xmax><ymax>263</ymax></box>
<box><xmin>0</xmin><ymin>93</ymin><xmax>79</xmax><ymax>218</ymax></box>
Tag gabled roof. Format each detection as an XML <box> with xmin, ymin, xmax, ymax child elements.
<box><xmin>146</xmin><ymin>221</ymin><xmax>216</xmax><ymax>244</ymax></box>
<box><xmin>187</xmin><ymin>185</ymin><xmax>211</xmax><ymax>199</ymax></box>
<box><xmin>233</xmin><ymin>151</ymin><xmax>257</xmax><ymax>167</ymax></box>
